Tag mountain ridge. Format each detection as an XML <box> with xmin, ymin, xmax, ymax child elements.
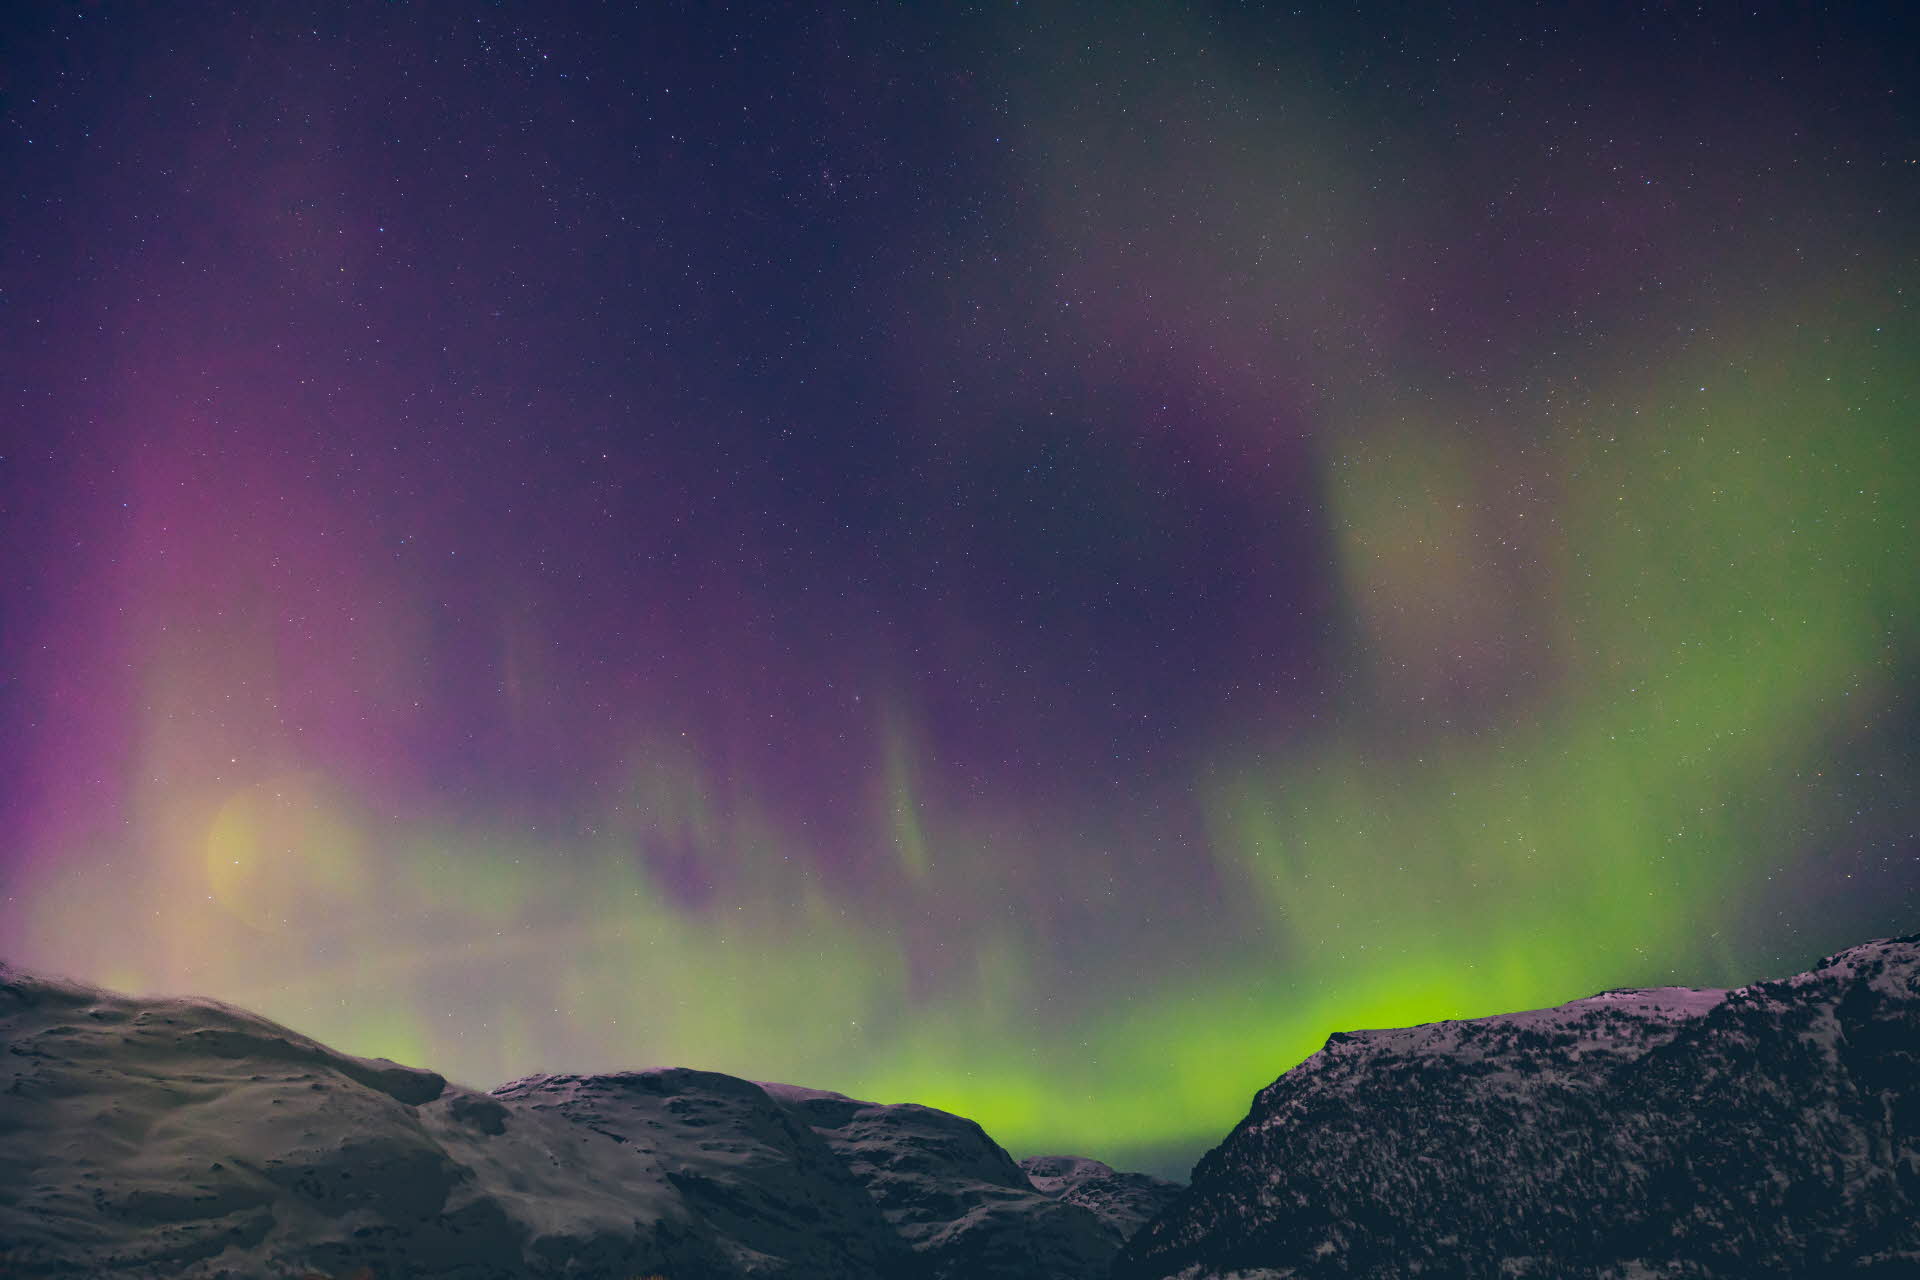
<box><xmin>7</xmin><ymin>935</ymin><xmax>1917</xmax><ymax>1277</ymax></box>
<box><xmin>1119</xmin><ymin>933</ymin><xmax>1920</xmax><ymax>1279</ymax></box>
<box><xmin>0</xmin><ymin>960</ymin><xmax>1156</xmax><ymax>1279</ymax></box>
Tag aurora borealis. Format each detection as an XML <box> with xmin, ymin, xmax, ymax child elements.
<box><xmin>2</xmin><ymin>1</ymin><xmax>1916</xmax><ymax>1177</ymax></box>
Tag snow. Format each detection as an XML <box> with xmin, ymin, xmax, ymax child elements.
<box><xmin>0</xmin><ymin>962</ymin><xmax>1138</xmax><ymax>1279</ymax></box>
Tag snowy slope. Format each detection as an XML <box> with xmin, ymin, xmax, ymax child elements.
<box><xmin>1117</xmin><ymin>935</ymin><xmax>1920</xmax><ymax>1279</ymax></box>
<box><xmin>0</xmin><ymin>965</ymin><xmax>729</xmax><ymax>1278</ymax></box>
<box><xmin>0</xmin><ymin>963</ymin><xmax>1140</xmax><ymax>1279</ymax></box>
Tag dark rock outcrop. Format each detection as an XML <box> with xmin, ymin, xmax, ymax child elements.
<box><xmin>1117</xmin><ymin>935</ymin><xmax>1920</xmax><ymax>1280</ymax></box>
<box><xmin>1019</xmin><ymin>1154</ymin><xmax>1184</xmax><ymax>1244</ymax></box>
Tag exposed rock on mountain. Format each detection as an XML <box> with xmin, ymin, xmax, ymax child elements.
<box><xmin>763</xmin><ymin>1083</ymin><xmax>1117</xmax><ymax>1279</ymax></box>
<box><xmin>0</xmin><ymin>963</ymin><xmax>1132</xmax><ymax>1279</ymax></box>
<box><xmin>1018</xmin><ymin>1154</ymin><xmax>1184</xmax><ymax>1244</ymax></box>
<box><xmin>1117</xmin><ymin>935</ymin><xmax>1920</xmax><ymax>1280</ymax></box>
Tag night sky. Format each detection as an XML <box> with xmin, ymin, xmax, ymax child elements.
<box><xmin>3</xmin><ymin>1</ymin><xmax>1917</xmax><ymax>1177</ymax></box>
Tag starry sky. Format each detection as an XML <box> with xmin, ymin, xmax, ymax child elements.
<box><xmin>3</xmin><ymin>1</ymin><xmax>1916</xmax><ymax>1178</ymax></box>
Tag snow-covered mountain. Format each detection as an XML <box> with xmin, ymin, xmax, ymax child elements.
<box><xmin>10</xmin><ymin>935</ymin><xmax>1915</xmax><ymax>1279</ymax></box>
<box><xmin>1018</xmin><ymin>1154</ymin><xmax>1184</xmax><ymax>1244</ymax></box>
<box><xmin>0</xmin><ymin>963</ymin><xmax>1150</xmax><ymax>1278</ymax></box>
<box><xmin>760</xmin><ymin>1082</ymin><xmax>1118</xmax><ymax>1277</ymax></box>
<box><xmin>1117</xmin><ymin>935</ymin><xmax>1920</xmax><ymax>1279</ymax></box>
